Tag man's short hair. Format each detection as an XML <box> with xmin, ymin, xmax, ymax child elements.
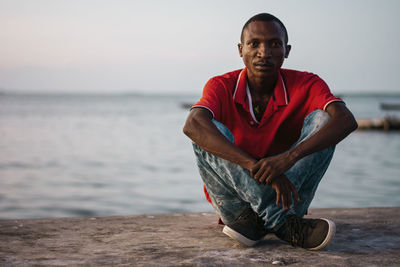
<box><xmin>240</xmin><ymin>13</ymin><xmax>289</xmax><ymax>44</ymax></box>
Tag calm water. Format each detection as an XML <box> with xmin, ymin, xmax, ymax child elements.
<box><xmin>0</xmin><ymin>93</ymin><xmax>399</xmax><ymax>219</ymax></box>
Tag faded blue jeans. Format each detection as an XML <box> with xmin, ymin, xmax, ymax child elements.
<box><xmin>192</xmin><ymin>110</ymin><xmax>335</xmax><ymax>232</ymax></box>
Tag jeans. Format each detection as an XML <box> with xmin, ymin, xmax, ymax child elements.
<box><xmin>192</xmin><ymin>110</ymin><xmax>335</xmax><ymax>232</ymax></box>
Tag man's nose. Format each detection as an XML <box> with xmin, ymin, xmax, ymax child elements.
<box><xmin>257</xmin><ymin>44</ymin><xmax>272</xmax><ymax>58</ymax></box>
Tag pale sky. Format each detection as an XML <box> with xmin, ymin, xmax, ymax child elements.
<box><xmin>0</xmin><ymin>0</ymin><xmax>399</xmax><ymax>94</ymax></box>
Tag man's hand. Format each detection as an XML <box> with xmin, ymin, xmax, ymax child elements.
<box><xmin>250</xmin><ymin>154</ymin><xmax>299</xmax><ymax>210</ymax></box>
<box><xmin>250</xmin><ymin>152</ymin><xmax>296</xmax><ymax>185</ymax></box>
<box><xmin>270</xmin><ymin>175</ymin><xmax>300</xmax><ymax>210</ymax></box>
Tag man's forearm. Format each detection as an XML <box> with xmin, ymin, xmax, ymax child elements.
<box><xmin>288</xmin><ymin>103</ymin><xmax>358</xmax><ymax>163</ymax></box>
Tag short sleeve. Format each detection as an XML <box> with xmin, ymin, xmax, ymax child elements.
<box><xmin>191</xmin><ymin>77</ymin><xmax>226</xmax><ymax>121</ymax></box>
<box><xmin>307</xmin><ymin>76</ymin><xmax>343</xmax><ymax>112</ymax></box>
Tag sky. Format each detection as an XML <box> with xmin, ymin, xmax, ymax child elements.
<box><xmin>0</xmin><ymin>0</ymin><xmax>399</xmax><ymax>95</ymax></box>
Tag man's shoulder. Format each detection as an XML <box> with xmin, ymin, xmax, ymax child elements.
<box><xmin>281</xmin><ymin>68</ymin><xmax>326</xmax><ymax>86</ymax></box>
<box><xmin>208</xmin><ymin>69</ymin><xmax>243</xmax><ymax>86</ymax></box>
<box><xmin>281</xmin><ymin>68</ymin><xmax>322</xmax><ymax>81</ymax></box>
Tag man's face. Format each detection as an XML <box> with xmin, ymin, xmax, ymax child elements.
<box><xmin>238</xmin><ymin>20</ymin><xmax>291</xmax><ymax>80</ymax></box>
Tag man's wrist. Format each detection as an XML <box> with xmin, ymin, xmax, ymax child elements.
<box><xmin>288</xmin><ymin>146</ymin><xmax>303</xmax><ymax>164</ymax></box>
<box><xmin>242</xmin><ymin>158</ymin><xmax>257</xmax><ymax>171</ymax></box>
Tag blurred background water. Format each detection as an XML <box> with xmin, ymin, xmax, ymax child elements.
<box><xmin>0</xmin><ymin>93</ymin><xmax>399</xmax><ymax>219</ymax></box>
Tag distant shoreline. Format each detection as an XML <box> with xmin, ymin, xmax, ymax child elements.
<box><xmin>1</xmin><ymin>91</ymin><xmax>400</xmax><ymax>98</ymax></box>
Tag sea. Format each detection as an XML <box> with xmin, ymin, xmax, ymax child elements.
<box><xmin>0</xmin><ymin>93</ymin><xmax>399</xmax><ymax>219</ymax></box>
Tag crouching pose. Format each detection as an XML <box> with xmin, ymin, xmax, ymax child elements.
<box><xmin>183</xmin><ymin>13</ymin><xmax>357</xmax><ymax>250</ymax></box>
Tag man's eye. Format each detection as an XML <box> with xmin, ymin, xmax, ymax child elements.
<box><xmin>249</xmin><ymin>41</ymin><xmax>258</xmax><ymax>48</ymax></box>
<box><xmin>271</xmin><ymin>41</ymin><xmax>282</xmax><ymax>47</ymax></box>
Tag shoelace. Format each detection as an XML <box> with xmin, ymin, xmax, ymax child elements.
<box><xmin>286</xmin><ymin>215</ymin><xmax>314</xmax><ymax>247</ymax></box>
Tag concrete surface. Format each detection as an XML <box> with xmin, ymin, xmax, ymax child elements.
<box><xmin>0</xmin><ymin>207</ymin><xmax>399</xmax><ymax>266</ymax></box>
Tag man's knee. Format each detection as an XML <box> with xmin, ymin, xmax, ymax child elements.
<box><xmin>305</xmin><ymin>109</ymin><xmax>330</xmax><ymax>129</ymax></box>
<box><xmin>212</xmin><ymin>120</ymin><xmax>234</xmax><ymax>143</ymax></box>
<box><xmin>300</xmin><ymin>110</ymin><xmax>330</xmax><ymax>142</ymax></box>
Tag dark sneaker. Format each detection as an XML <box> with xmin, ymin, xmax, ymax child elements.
<box><xmin>222</xmin><ymin>208</ymin><xmax>268</xmax><ymax>246</ymax></box>
<box><xmin>276</xmin><ymin>215</ymin><xmax>336</xmax><ymax>250</ymax></box>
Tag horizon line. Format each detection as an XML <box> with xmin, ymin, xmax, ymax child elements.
<box><xmin>1</xmin><ymin>90</ymin><xmax>400</xmax><ymax>97</ymax></box>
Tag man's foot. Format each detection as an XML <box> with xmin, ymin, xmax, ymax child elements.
<box><xmin>222</xmin><ymin>208</ymin><xmax>268</xmax><ymax>246</ymax></box>
<box><xmin>276</xmin><ymin>215</ymin><xmax>336</xmax><ymax>250</ymax></box>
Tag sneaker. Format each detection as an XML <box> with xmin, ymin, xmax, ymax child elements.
<box><xmin>276</xmin><ymin>214</ymin><xmax>336</xmax><ymax>250</ymax></box>
<box><xmin>222</xmin><ymin>208</ymin><xmax>268</xmax><ymax>246</ymax></box>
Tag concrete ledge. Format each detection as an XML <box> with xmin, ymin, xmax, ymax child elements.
<box><xmin>1</xmin><ymin>207</ymin><xmax>399</xmax><ymax>266</ymax></box>
<box><xmin>357</xmin><ymin>117</ymin><xmax>400</xmax><ymax>130</ymax></box>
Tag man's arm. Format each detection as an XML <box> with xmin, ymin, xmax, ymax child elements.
<box><xmin>290</xmin><ymin>102</ymin><xmax>358</xmax><ymax>161</ymax></box>
<box><xmin>252</xmin><ymin>101</ymin><xmax>358</xmax><ymax>185</ymax></box>
<box><xmin>183</xmin><ymin>107</ymin><xmax>257</xmax><ymax>170</ymax></box>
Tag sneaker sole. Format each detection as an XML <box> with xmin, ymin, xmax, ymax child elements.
<box><xmin>222</xmin><ymin>225</ymin><xmax>265</xmax><ymax>247</ymax></box>
<box><xmin>308</xmin><ymin>218</ymin><xmax>336</xmax><ymax>251</ymax></box>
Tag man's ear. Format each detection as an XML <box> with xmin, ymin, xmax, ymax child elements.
<box><xmin>285</xmin><ymin>44</ymin><xmax>291</xmax><ymax>58</ymax></box>
<box><xmin>238</xmin><ymin>43</ymin><xmax>243</xmax><ymax>57</ymax></box>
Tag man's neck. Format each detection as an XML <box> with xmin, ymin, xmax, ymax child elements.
<box><xmin>247</xmin><ymin>73</ymin><xmax>278</xmax><ymax>99</ymax></box>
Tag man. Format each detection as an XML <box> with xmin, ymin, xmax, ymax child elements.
<box><xmin>183</xmin><ymin>13</ymin><xmax>357</xmax><ymax>250</ymax></box>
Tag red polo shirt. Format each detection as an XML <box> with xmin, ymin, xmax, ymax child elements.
<box><xmin>193</xmin><ymin>67</ymin><xmax>342</xmax><ymax>159</ymax></box>
<box><xmin>193</xmin><ymin>68</ymin><xmax>342</xmax><ymax>209</ymax></box>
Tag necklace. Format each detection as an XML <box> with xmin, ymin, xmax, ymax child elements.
<box><xmin>253</xmin><ymin>96</ymin><xmax>270</xmax><ymax>121</ymax></box>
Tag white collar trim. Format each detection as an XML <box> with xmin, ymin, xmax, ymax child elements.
<box><xmin>246</xmin><ymin>82</ymin><xmax>260</xmax><ymax>124</ymax></box>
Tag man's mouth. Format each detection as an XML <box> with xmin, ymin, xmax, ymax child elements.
<box><xmin>254</xmin><ymin>62</ymin><xmax>274</xmax><ymax>70</ymax></box>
